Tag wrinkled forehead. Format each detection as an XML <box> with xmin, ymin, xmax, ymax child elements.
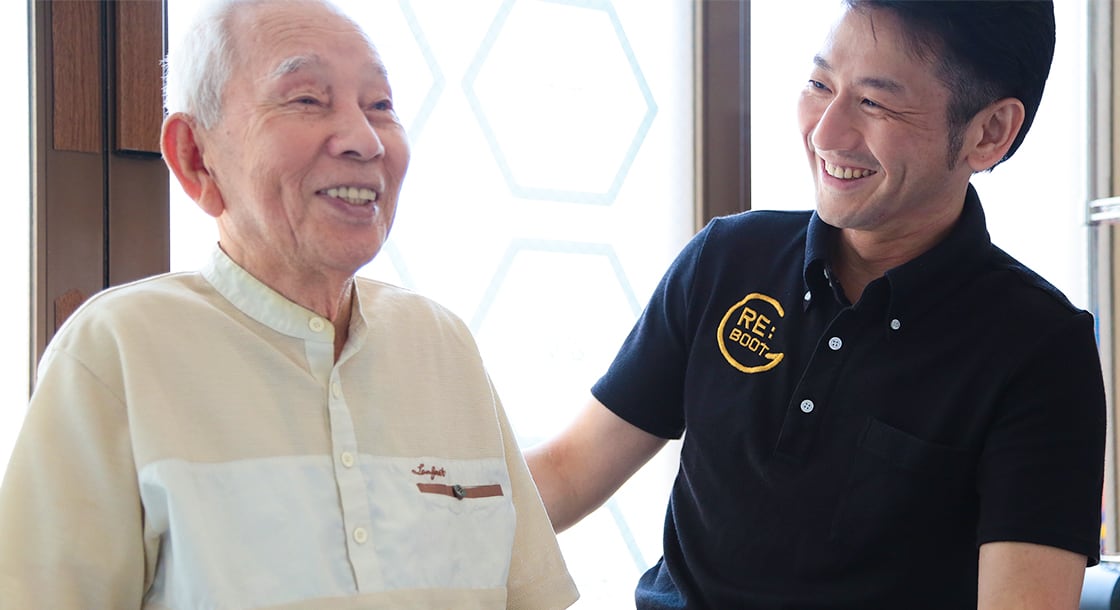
<box><xmin>268</xmin><ymin>52</ymin><xmax>388</xmax><ymax>82</ymax></box>
<box><xmin>230</xmin><ymin>1</ymin><xmax>383</xmax><ymax>79</ymax></box>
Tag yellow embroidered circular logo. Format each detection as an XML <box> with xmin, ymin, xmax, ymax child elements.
<box><xmin>717</xmin><ymin>293</ymin><xmax>785</xmax><ymax>373</ymax></box>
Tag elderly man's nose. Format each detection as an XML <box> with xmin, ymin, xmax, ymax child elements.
<box><xmin>330</xmin><ymin>106</ymin><xmax>386</xmax><ymax>160</ymax></box>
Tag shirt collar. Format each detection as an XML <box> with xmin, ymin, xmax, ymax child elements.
<box><xmin>803</xmin><ymin>210</ymin><xmax>835</xmax><ymax>287</ymax></box>
<box><xmin>803</xmin><ymin>209</ymin><xmax>840</xmax><ymax>309</ymax></box>
<box><xmin>201</xmin><ymin>247</ymin><xmax>337</xmax><ymax>344</ymax></box>
<box><xmin>883</xmin><ymin>183</ymin><xmax>991</xmax><ymax>321</ymax></box>
<box><xmin>801</xmin><ymin>183</ymin><xmax>992</xmax><ymax>322</ymax></box>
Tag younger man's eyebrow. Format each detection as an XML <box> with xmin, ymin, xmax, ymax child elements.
<box><xmin>812</xmin><ymin>54</ymin><xmax>905</xmax><ymax>94</ymax></box>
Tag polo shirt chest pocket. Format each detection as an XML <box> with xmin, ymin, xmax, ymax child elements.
<box><xmin>365</xmin><ymin>456</ymin><xmax>517</xmax><ymax>591</ymax></box>
<box><xmin>830</xmin><ymin>418</ymin><xmax>977</xmax><ymax>547</ymax></box>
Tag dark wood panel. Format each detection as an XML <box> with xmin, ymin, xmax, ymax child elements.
<box><xmin>697</xmin><ymin>0</ymin><xmax>750</xmax><ymax>227</ymax></box>
<box><xmin>44</xmin><ymin>150</ymin><xmax>104</xmax><ymax>334</ymax></box>
<box><xmin>51</xmin><ymin>0</ymin><xmax>102</xmax><ymax>153</ymax></box>
<box><xmin>115</xmin><ymin>0</ymin><xmax>163</xmax><ymax>154</ymax></box>
<box><xmin>108</xmin><ymin>154</ymin><xmax>169</xmax><ymax>286</ymax></box>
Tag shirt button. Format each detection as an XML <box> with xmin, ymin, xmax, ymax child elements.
<box><xmin>308</xmin><ymin>317</ymin><xmax>326</xmax><ymax>332</ymax></box>
<box><xmin>828</xmin><ymin>337</ymin><xmax>843</xmax><ymax>351</ymax></box>
<box><xmin>890</xmin><ymin>319</ymin><xmax>902</xmax><ymax>331</ymax></box>
<box><xmin>331</xmin><ymin>382</ymin><xmax>342</xmax><ymax>398</ymax></box>
<box><xmin>803</xmin><ymin>290</ymin><xmax>811</xmax><ymax>302</ymax></box>
<box><xmin>340</xmin><ymin>451</ymin><xmax>355</xmax><ymax>468</ymax></box>
<box><xmin>800</xmin><ymin>399</ymin><xmax>815</xmax><ymax>414</ymax></box>
<box><xmin>353</xmin><ymin>527</ymin><xmax>368</xmax><ymax>544</ymax></box>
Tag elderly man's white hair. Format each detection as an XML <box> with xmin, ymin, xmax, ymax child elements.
<box><xmin>163</xmin><ymin>0</ymin><xmax>370</xmax><ymax>130</ymax></box>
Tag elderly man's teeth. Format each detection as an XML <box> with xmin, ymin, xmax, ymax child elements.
<box><xmin>325</xmin><ymin>186</ymin><xmax>377</xmax><ymax>205</ymax></box>
<box><xmin>824</xmin><ymin>162</ymin><xmax>874</xmax><ymax>180</ymax></box>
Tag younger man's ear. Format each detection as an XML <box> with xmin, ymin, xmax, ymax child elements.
<box><xmin>160</xmin><ymin>113</ymin><xmax>225</xmax><ymax>218</ymax></box>
<box><xmin>964</xmin><ymin>98</ymin><xmax>1026</xmax><ymax>172</ymax></box>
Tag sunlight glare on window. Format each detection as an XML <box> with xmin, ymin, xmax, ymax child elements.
<box><xmin>0</xmin><ymin>1</ymin><xmax>31</xmax><ymax>477</ymax></box>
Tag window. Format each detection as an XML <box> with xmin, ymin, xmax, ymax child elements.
<box><xmin>168</xmin><ymin>1</ymin><xmax>694</xmax><ymax>606</ymax></box>
<box><xmin>0</xmin><ymin>1</ymin><xmax>31</xmax><ymax>476</ymax></box>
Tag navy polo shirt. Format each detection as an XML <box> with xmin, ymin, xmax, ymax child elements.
<box><xmin>593</xmin><ymin>185</ymin><xmax>1106</xmax><ymax>609</ymax></box>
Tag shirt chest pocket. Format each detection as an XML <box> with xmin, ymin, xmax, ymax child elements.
<box><xmin>365</xmin><ymin>456</ymin><xmax>517</xmax><ymax>590</ymax></box>
<box><xmin>830</xmin><ymin>418</ymin><xmax>977</xmax><ymax>547</ymax></box>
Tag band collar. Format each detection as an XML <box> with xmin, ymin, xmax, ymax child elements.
<box><xmin>201</xmin><ymin>247</ymin><xmax>368</xmax><ymax>345</ymax></box>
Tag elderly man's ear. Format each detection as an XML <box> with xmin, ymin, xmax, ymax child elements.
<box><xmin>161</xmin><ymin>113</ymin><xmax>225</xmax><ymax>218</ymax></box>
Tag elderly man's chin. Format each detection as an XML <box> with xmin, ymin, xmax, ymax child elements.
<box><xmin>337</xmin><ymin>233</ymin><xmax>392</xmax><ymax>276</ymax></box>
<box><xmin>282</xmin><ymin>221</ymin><xmax>393</xmax><ymax>279</ymax></box>
<box><xmin>325</xmin><ymin>213</ymin><xmax>396</xmax><ymax>273</ymax></box>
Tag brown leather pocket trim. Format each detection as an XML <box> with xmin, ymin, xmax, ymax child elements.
<box><xmin>416</xmin><ymin>483</ymin><xmax>504</xmax><ymax>500</ymax></box>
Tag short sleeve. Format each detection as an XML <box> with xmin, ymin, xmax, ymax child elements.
<box><xmin>0</xmin><ymin>347</ymin><xmax>148</xmax><ymax>609</ymax></box>
<box><xmin>592</xmin><ymin>223</ymin><xmax>712</xmax><ymax>439</ymax></box>
<box><xmin>495</xmin><ymin>388</ymin><xmax>579</xmax><ymax>609</ymax></box>
<box><xmin>976</xmin><ymin>311</ymin><xmax>1107</xmax><ymax>564</ymax></box>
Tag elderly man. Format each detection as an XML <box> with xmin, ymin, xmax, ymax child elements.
<box><xmin>0</xmin><ymin>1</ymin><xmax>577</xmax><ymax>608</ymax></box>
<box><xmin>528</xmin><ymin>1</ymin><xmax>1106</xmax><ymax>609</ymax></box>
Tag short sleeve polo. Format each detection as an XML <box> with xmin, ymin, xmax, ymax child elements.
<box><xmin>594</xmin><ymin>185</ymin><xmax>1106</xmax><ymax>609</ymax></box>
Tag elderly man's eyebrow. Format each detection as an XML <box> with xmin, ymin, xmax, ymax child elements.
<box><xmin>812</xmin><ymin>54</ymin><xmax>905</xmax><ymax>94</ymax></box>
<box><xmin>269</xmin><ymin>53</ymin><xmax>389</xmax><ymax>80</ymax></box>
<box><xmin>270</xmin><ymin>54</ymin><xmax>321</xmax><ymax>78</ymax></box>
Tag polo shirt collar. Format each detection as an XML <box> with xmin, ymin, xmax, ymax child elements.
<box><xmin>803</xmin><ymin>209</ymin><xmax>836</xmax><ymax>296</ymax></box>
<box><xmin>801</xmin><ymin>183</ymin><xmax>992</xmax><ymax>323</ymax></box>
<box><xmin>883</xmin><ymin>183</ymin><xmax>991</xmax><ymax>322</ymax></box>
<box><xmin>201</xmin><ymin>247</ymin><xmax>352</xmax><ymax>345</ymax></box>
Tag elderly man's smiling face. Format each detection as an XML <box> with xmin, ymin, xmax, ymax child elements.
<box><xmin>200</xmin><ymin>0</ymin><xmax>409</xmax><ymax>284</ymax></box>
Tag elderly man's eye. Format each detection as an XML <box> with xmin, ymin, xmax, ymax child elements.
<box><xmin>294</xmin><ymin>96</ymin><xmax>321</xmax><ymax>106</ymax></box>
<box><xmin>372</xmin><ymin>99</ymin><xmax>393</xmax><ymax>112</ymax></box>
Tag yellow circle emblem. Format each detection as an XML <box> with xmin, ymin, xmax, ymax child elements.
<box><xmin>717</xmin><ymin>293</ymin><xmax>785</xmax><ymax>373</ymax></box>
